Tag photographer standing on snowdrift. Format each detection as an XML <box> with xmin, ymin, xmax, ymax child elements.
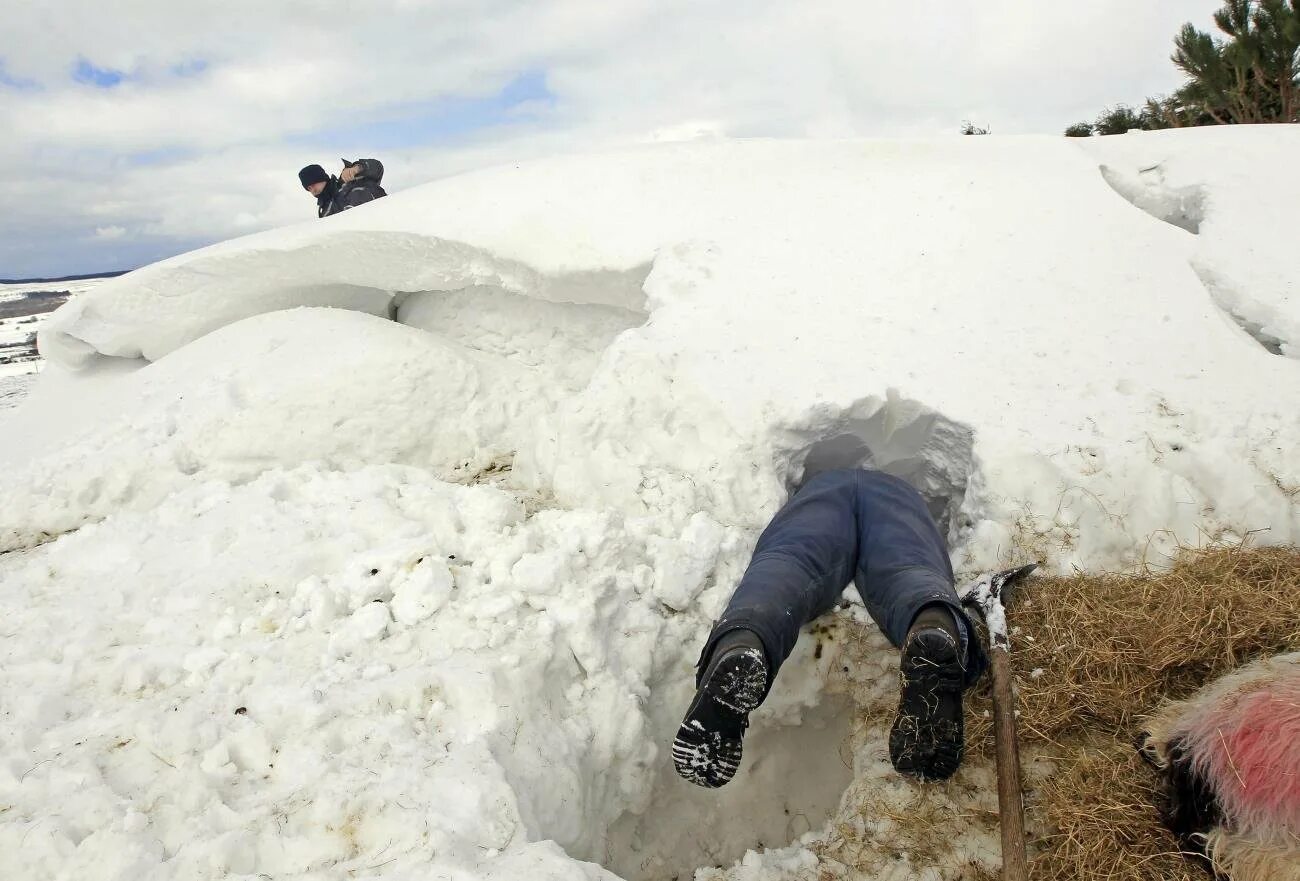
<box><xmin>298</xmin><ymin>158</ymin><xmax>387</xmax><ymax>218</ymax></box>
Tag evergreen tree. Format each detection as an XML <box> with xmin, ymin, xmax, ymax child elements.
<box><xmin>1093</xmin><ymin>105</ymin><xmax>1145</xmax><ymax>135</ymax></box>
<box><xmin>1064</xmin><ymin>122</ymin><xmax>1094</xmax><ymax>137</ymax></box>
<box><xmin>1138</xmin><ymin>98</ymin><xmax>1177</xmax><ymax>130</ymax></box>
<box><xmin>1172</xmin><ymin>0</ymin><xmax>1299</xmax><ymax>123</ymax></box>
<box><xmin>1064</xmin><ymin>0</ymin><xmax>1299</xmax><ymax>133</ymax></box>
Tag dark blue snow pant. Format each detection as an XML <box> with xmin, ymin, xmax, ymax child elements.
<box><xmin>699</xmin><ymin>469</ymin><xmax>986</xmax><ymax>692</ymax></box>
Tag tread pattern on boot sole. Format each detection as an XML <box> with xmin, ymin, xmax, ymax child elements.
<box><xmin>889</xmin><ymin>628</ymin><xmax>966</xmax><ymax>781</ymax></box>
<box><xmin>672</xmin><ymin>647</ymin><xmax>767</xmax><ymax>788</ymax></box>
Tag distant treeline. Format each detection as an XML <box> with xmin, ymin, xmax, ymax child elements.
<box><xmin>0</xmin><ymin>270</ymin><xmax>130</xmax><ymax>285</ymax></box>
<box><xmin>1067</xmin><ymin>0</ymin><xmax>1299</xmax><ymax>136</ymax></box>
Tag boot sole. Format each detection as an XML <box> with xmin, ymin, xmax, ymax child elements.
<box><xmin>889</xmin><ymin>628</ymin><xmax>966</xmax><ymax>780</ymax></box>
<box><xmin>672</xmin><ymin>647</ymin><xmax>767</xmax><ymax>788</ymax></box>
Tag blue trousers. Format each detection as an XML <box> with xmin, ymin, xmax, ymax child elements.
<box><xmin>700</xmin><ymin>469</ymin><xmax>985</xmax><ymax>689</ymax></box>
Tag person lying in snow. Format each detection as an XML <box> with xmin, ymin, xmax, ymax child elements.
<box><xmin>674</xmin><ymin>468</ymin><xmax>984</xmax><ymax>787</ymax></box>
<box><xmin>298</xmin><ymin>158</ymin><xmax>387</xmax><ymax>218</ymax></box>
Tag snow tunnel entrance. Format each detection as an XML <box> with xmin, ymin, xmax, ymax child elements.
<box><xmin>1190</xmin><ymin>262</ymin><xmax>1290</xmax><ymax>357</ymax></box>
<box><xmin>601</xmin><ymin>693</ymin><xmax>853</xmax><ymax>881</ymax></box>
<box><xmin>393</xmin><ymin>285</ymin><xmax>648</xmax><ymax>392</ymax></box>
<box><xmin>782</xmin><ymin>394</ymin><xmax>976</xmax><ymax>539</ymax></box>
<box><xmin>802</xmin><ymin>432</ymin><xmax>959</xmax><ymax>531</ymax></box>
<box><xmin>1098</xmin><ymin>163</ymin><xmax>1204</xmax><ymax>235</ymax></box>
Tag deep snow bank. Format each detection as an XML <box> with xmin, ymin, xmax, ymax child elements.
<box><xmin>3</xmin><ymin>129</ymin><xmax>1299</xmax><ymax>881</ymax></box>
<box><xmin>37</xmin><ymin>231</ymin><xmax>650</xmax><ymax>367</ymax></box>
<box><xmin>0</xmin><ymin>465</ymin><xmax>700</xmax><ymax>879</ymax></box>
<box><xmin>1077</xmin><ymin>127</ymin><xmax>1298</xmax><ymax>357</ymax></box>
<box><xmin>28</xmin><ymin>129</ymin><xmax>1300</xmax><ymax>569</ymax></box>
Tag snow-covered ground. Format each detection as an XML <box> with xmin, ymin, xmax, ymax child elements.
<box><xmin>1</xmin><ymin>128</ymin><xmax>1297</xmax><ymax>881</ymax></box>
<box><xmin>0</xmin><ymin>279</ymin><xmax>105</xmax><ymax>410</ymax></box>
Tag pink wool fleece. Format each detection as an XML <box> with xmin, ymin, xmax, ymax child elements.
<box><xmin>1178</xmin><ymin>671</ymin><xmax>1300</xmax><ymax>844</ymax></box>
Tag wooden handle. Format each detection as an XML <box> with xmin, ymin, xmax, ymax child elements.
<box><xmin>989</xmin><ymin>647</ymin><xmax>1029</xmax><ymax>881</ymax></box>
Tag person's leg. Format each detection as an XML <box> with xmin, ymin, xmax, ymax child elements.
<box><xmin>848</xmin><ymin>469</ymin><xmax>979</xmax><ymax>663</ymax></box>
<box><xmin>849</xmin><ymin>469</ymin><xmax>984</xmax><ymax>779</ymax></box>
<box><xmin>698</xmin><ymin>469</ymin><xmax>863</xmax><ymax>684</ymax></box>
<box><xmin>673</xmin><ymin>469</ymin><xmax>862</xmax><ymax>788</ymax></box>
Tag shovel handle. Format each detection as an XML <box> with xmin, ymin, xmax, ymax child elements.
<box><xmin>990</xmin><ymin>647</ymin><xmax>1028</xmax><ymax>881</ymax></box>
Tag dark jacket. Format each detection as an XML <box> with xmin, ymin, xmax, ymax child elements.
<box><xmin>317</xmin><ymin>158</ymin><xmax>387</xmax><ymax>218</ymax></box>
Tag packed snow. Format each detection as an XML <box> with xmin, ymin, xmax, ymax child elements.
<box><xmin>2</xmin><ymin>127</ymin><xmax>1298</xmax><ymax>881</ymax></box>
<box><xmin>1075</xmin><ymin>127</ymin><xmax>1298</xmax><ymax>356</ymax></box>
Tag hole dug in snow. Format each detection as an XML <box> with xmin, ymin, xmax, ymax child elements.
<box><xmin>395</xmin><ymin>284</ymin><xmax>647</xmax><ymax>391</ymax></box>
<box><xmin>602</xmin><ymin>690</ymin><xmax>854</xmax><ymax>881</ymax></box>
<box><xmin>779</xmin><ymin>392</ymin><xmax>975</xmax><ymax>539</ymax></box>
<box><xmin>1098</xmin><ymin>162</ymin><xmax>1205</xmax><ymax>235</ymax></box>
<box><xmin>1191</xmin><ymin>262</ymin><xmax>1289</xmax><ymax>357</ymax></box>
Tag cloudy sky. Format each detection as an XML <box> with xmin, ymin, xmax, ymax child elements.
<box><xmin>1</xmin><ymin>0</ymin><xmax>1221</xmax><ymax>279</ymax></box>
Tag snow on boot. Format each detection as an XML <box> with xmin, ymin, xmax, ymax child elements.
<box><xmin>673</xmin><ymin>629</ymin><xmax>769</xmax><ymax>788</ymax></box>
<box><xmin>889</xmin><ymin>606</ymin><xmax>967</xmax><ymax>781</ymax></box>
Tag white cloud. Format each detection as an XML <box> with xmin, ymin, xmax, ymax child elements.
<box><xmin>94</xmin><ymin>225</ymin><xmax>127</xmax><ymax>240</ymax></box>
<box><xmin>0</xmin><ymin>0</ymin><xmax>1224</xmax><ymax>276</ymax></box>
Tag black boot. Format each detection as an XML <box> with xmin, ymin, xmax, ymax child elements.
<box><xmin>889</xmin><ymin>604</ymin><xmax>967</xmax><ymax>781</ymax></box>
<box><xmin>672</xmin><ymin>628</ymin><xmax>770</xmax><ymax>788</ymax></box>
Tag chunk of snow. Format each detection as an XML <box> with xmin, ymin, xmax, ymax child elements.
<box><xmin>391</xmin><ymin>559</ymin><xmax>455</xmax><ymax>625</ymax></box>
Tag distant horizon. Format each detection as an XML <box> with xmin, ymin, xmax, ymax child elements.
<box><xmin>0</xmin><ymin>269</ymin><xmax>132</xmax><ymax>285</ymax></box>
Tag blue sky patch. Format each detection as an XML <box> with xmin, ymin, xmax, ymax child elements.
<box><xmin>74</xmin><ymin>58</ymin><xmax>127</xmax><ymax>88</ymax></box>
<box><xmin>125</xmin><ymin>146</ymin><xmax>196</xmax><ymax>167</ymax></box>
<box><xmin>498</xmin><ymin>69</ymin><xmax>551</xmax><ymax>106</ymax></box>
<box><xmin>171</xmin><ymin>58</ymin><xmax>209</xmax><ymax>78</ymax></box>
<box><xmin>0</xmin><ymin>58</ymin><xmax>38</xmax><ymax>90</ymax></box>
<box><xmin>294</xmin><ymin>68</ymin><xmax>556</xmax><ymax>151</ymax></box>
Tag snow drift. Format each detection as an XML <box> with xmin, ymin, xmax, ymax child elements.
<box><xmin>3</xmin><ymin>128</ymin><xmax>1299</xmax><ymax>881</ymax></box>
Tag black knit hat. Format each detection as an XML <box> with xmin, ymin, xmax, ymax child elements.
<box><xmin>298</xmin><ymin>164</ymin><xmax>329</xmax><ymax>189</ymax></box>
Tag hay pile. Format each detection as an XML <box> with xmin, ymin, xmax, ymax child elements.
<box><xmin>829</xmin><ymin>545</ymin><xmax>1300</xmax><ymax>881</ymax></box>
<box><xmin>968</xmin><ymin>546</ymin><xmax>1300</xmax><ymax>751</ymax></box>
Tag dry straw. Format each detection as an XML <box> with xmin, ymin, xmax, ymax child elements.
<box><xmin>831</xmin><ymin>545</ymin><xmax>1300</xmax><ymax>881</ymax></box>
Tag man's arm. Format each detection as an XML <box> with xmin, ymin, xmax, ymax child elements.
<box><xmin>341</xmin><ymin>158</ymin><xmax>383</xmax><ymax>184</ymax></box>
